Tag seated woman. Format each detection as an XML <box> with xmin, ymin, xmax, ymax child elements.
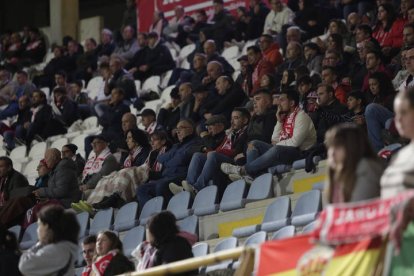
<box><xmin>72</xmin><ymin>130</ymin><xmax>169</xmax><ymax>212</ymax></box>
<box><xmin>325</xmin><ymin>123</ymin><xmax>385</xmax><ymax>203</ymax></box>
<box><xmin>82</xmin><ymin>231</ymin><xmax>134</xmax><ymax>276</ymax></box>
<box><xmin>61</xmin><ymin>143</ymin><xmax>85</xmax><ymax>178</ymax></box>
<box><xmin>18</xmin><ymin>205</ymin><xmax>80</xmax><ymax>276</ymax></box>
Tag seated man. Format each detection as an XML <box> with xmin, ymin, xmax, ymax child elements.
<box><xmin>136</xmin><ymin>119</ymin><xmax>202</xmax><ymax>207</ymax></box>
<box><xmin>79</xmin><ymin>135</ymin><xmax>120</xmax><ymax>199</ymax></box>
<box><xmin>169</xmin><ymin>108</ymin><xmax>250</xmax><ymax>196</ymax></box>
<box><xmin>221</xmin><ymin>90</ymin><xmax>316</xmax><ymax>180</ymax></box>
<box><xmin>137</xmin><ymin>109</ymin><xmax>163</xmax><ymax>135</ymax></box>
<box><xmin>0</xmin><ymin>156</ymin><xmax>29</xmax><ymax>208</ymax></box>
<box><xmin>81</xmin><ymin>235</ymin><xmax>96</xmax><ymax>270</ymax></box>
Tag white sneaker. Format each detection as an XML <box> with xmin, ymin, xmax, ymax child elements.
<box><xmin>169</xmin><ymin>183</ymin><xmax>184</xmax><ymax>195</ymax></box>
<box><xmin>181</xmin><ymin>180</ymin><xmax>196</xmax><ymax>196</ymax></box>
<box><xmin>220</xmin><ymin>163</ymin><xmax>241</xmax><ymax>175</ymax></box>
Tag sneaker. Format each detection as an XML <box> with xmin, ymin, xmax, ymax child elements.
<box><xmin>220</xmin><ymin>163</ymin><xmax>241</xmax><ymax>175</ymax></box>
<box><xmin>71</xmin><ymin>202</ymin><xmax>84</xmax><ymax>213</ymax></box>
<box><xmin>169</xmin><ymin>183</ymin><xmax>184</xmax><ymax>195</ymax></box>
<box><xmin>78</xmin><ymin>201</ymin><xmax>94</xmax><ymax>214</ymax></box>
<box><xmin>229</xmin><ymin>174</ymin><xmax>254</xmax><ymax>185</ymax></box>
<box><xmin>181</xmin><ymin>180</ymin><xmax>197</xmax><ymax>196</ymax></box>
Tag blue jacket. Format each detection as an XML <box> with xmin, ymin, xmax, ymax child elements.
<box><xmin>158</xmin><ymin>135</ymin><xmax>202</xmax><ymax>178</ymax></box>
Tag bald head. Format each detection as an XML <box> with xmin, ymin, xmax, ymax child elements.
<box><xmin>122</xmin><ymin>112</ymin><xmax>137</xmax><ymax>132</ymax></box>
<box><xmin>45</xmin><ymin>148</ymin><xmax>61</xmax><ymax>168</ymax></box>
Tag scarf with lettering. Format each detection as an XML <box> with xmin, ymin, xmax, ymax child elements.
<box><xmin>82</xmin><ymin>148</ymin><xmax>111</xmax><ymax>181</ymax></box>
<box><xmin>89</xmin><ymin>250</ymin><xmax>117</xmax><ymax>276</ymax></box>
<box><xmin>216</xmin><ymin>126</ymin><xmax>247</xmax><ymax>157</ymax></box>
<box><xmin>279</xmin><ymin>107</ymin><xmax>300</xmax><ymax>142</ymax></box>
<box><xmin>123</xmin><ymin>146</ymin><xmax>142</xmax><ymax>168</ymax></box>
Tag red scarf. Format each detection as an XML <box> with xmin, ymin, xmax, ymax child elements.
<box><xmin>123</xmin><ymin>146</ymin><xmax>142</xmax><ymax>168</ymax></box>
<box><xmin>216</xmin><ymin>126</ymin><xmax>247</xmax><ymax>157</ymax></box>
<box><xmin>90</xmin><ymin>250</ymin><xmax>117</xmax><ymax>276</ymax></box>
<box><xmin>279</xmin><ymin>107</ymin><xmax>300</xmax><ymax>142</ymax></box>
<box><xmin>145</xmin><ymin>146</ymin><xmax>167</xmax><ymax>172</ymax></box>
<box><xmin>82</xmin><ymin>148</ymin><xmax>111</xmax><ymax>181</ymax></box>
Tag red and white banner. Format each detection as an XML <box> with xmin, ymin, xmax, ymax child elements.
<box><xmin>312</xmin><ymin>191</ymin><xmax>414</xmax><ymax>245</ymax></box>
<box><xmin>136</xmin><ymin>0</ymin><xmax>250</xmax><ymax>33</ymax></box>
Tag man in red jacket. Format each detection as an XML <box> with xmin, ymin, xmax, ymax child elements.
<box><xmin>259</xmin><ymin>34</ymin><xmax>283</xmax><ymax>67</ymax></box>
<box><xmin>247</xmin><ymin>45</ymin><xmax>274</xmax><ymax>96</ymax></box>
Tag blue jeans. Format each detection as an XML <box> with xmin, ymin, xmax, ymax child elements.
<box><xmin>136</xmin><ymin>175</ymin><xmax>182</xmax><ymax>209</ymax></box>
<box><xmin>365</xmin><ymin>103</ymin><xmax>394</xmax><ymax>152</ymax></box>
<box><xmin>0</xmin><ymin>102</ymin><xmax>19</xmax><ymax>120</ymax></box>
<box><xmin>187</xmin><ymin>152</ymin><xmax>233</xmax><ymax>192</ymax></box>
<box><xmin>245</xmin><ymin>140</ymin><xmax>303</xmax><ymax>176</ymax></box>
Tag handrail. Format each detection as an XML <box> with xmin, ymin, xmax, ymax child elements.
<box><xmin>118</xmin><ymin>246</ymin><xmax>255</xmax><ymax>276</ymax></box>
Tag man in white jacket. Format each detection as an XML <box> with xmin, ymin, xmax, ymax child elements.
<box><xmin>263</xmin><ymin>0</ymin><xmax>294</xmax><ymax>35</ymax></box>
<box><xmin>221</xmin><ymin>89</ymin><xmax>316</xmax><ymax>178</ymax></box>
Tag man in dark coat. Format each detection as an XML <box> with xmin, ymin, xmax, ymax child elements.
<box><xmin>0</xmin><ymin>156</ymin><xmax>29</xmax><ymax>206</ymax></box>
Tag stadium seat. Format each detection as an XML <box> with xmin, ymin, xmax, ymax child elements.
<box><xmin>76</xmin><ymin>212</ymin><xmax>90</xmax><ymax>239</ymax></box>
<box><xmin>302</xmin><ymin>221</ymin><xmax>317</xmax><ymax>233</ymax></box>
<box><xmin>233</xmin><ymin>196</ymin><xmax>291</xmax><ymax>237</ymax></box>
<box><xmin>82</xmin><ymin>116</ymin><xmax>98</xmax><ymax>130</ymax></box>
<box><xmin>180</xmin><ymin>59</ymin><xmax>191</xmax><ymax>69</ymax></box>
<box><xmin>88</xmin><ymin>208</ymin><xmax>114</xmax><ymax>235</ymax></box>
<box><xmin>192</xmin><ymin>242</ymin><xmax>209</xmax><ymax>258</ymax></box>
<box><xmin>291</xmin><ymin>190</ymin><xmax>322</xmax><ymax>227</ymax></box>
<box><xmin>138</xmin><ymin>196</ymin><xmax>164</xmax><ymax>226</ymax></box>
<box><xmin>229</xmin><ymin>59</ymin><xmax>241</xmax><ymax>71</ymax></box>
<box><xmin>10</xmin><ymin>145</ymin><xmax>27</xmax><ymax>163</ymax></box>
<box><xmin>144</xmin><ymin>99</ymin><xmax>163</xmax><ymax>114</ymax></box>
<box><xmin>160</xmin><ymin>85</ymin><xmax>175</xmax><ymax>103</ymax></box>
<box><xmin>122</xmin><ymin>225</ymin><xmax>145</xmax><ymax>257</ymax></box>
<box><xmin>245</xmin><ymin>173</ymin><xmax>273</xmax><ymax>203</ymax></box>
<box><xmin>160</xmin><ymin>70</ymin><xmax>173</xmax><ymax>89</ymax></box>
<box><xmin>312</xmin><ymin>182</ymin><xmax>325</xmax><ymax>191</ymax></box>
<box><xmin>86</xmin><ymin>76</ymin><xmax>104</xmax><ymax>100</ymax></box>
<box><xmin>13</xmin><ymin>161</ymin><xmax>23</xmax><ymax>173</ymax></box>
<box><xmin>244</xmin><ymin>231</ymin><xmax>267</xmax><ymax>246</ymax></box>
<box><xmin>177</xmin><ymin>215</ymin><xmax>198</xmax><ymax>236</ymax></box>
<box><xmin>142</xmin><ymin>76</ymin><xmax>161</xmax><ymax>94</ymax></box>
<box><xmin>206</xmin><ymin>237</ymin><xmax>238</xmax><ymax>272</ymax></box>
<box><xmin>112</xmin><ymin>202</ymin><xmax>138</xmax><ymax>232</ymax></box>
<box><xmin>20</xmin><ymin>222</ymin><xmax>38</xmax><ymax>250</ymax></box>
<box><xmin>271</xmin><ymin>225</ymin><xmax>295</xmax><ymax>240</ymax></box>
<box><xmin>23</xmin><ymin>159</ymin><xmax>41</xmax><ymax>178</ymax></box>
<box><xmin>8</xmin><ymin>225</ymin><xmax>21</xmax><ymax>241</ymax></box>
<box><xmin>268</xmin><ymin>164</ymin><xmax>292</xmax><ymax>175</ymax></box>
<box><xmin>191</xmin><ymin>186</ymin><xmax>219</xmax><ymax>216</ymax></box>
<box><xmin>134</xmin><ymin>80</ymin><xmax>141</xmax><ymax>92</ymax></box>
<box><xmin>28</xmin><ymin>142</ymin><xmax>47</xmax><ymax>160</ymax></box>
<box><xmin>167</xmin><ymin>191</ymin><xmax>192</xmax><ymax>220</ymax></box>
<box><xmin>241</xmin><ymin>39</ymin><xmax>258</xmax><ymax>55</ymax></box>
<box><xmin>221</xmin><ymin>46</ymin><xmax>239</xmax><ymax>61</ymax></box>
<box><xmin>219</xmin><ymin>179</ymin><xmax>247</xmax><ymax>212</ymax></box>
<box><xmin>179</xmin><ymin>44</ymin><xmax>196</xmax><ymax>60</ymax></box>
<box><xmin>292</xmin><ymin>156</ymin><xmax>321</xmax><ymax>171</ymax></box>
<box><xmin>50</xmin><ymin>137</ymin><xmax>68</xmax><ymax>150</ymax></box>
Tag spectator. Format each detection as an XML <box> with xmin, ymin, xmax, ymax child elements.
<box><xmin>69</xmin><ymin>80</ymin><xmax>90</xmax><ymax>119</ymax></box>
<box><xmin>346</xmin><ymin>91</ymin><xmax>366</xmax><ymax>127</ymax></box>
<box><xmin>79</xmin><ymin>135</ymin><xmax>120</xmax><ymax>199</ymax></box>
<box><xmin>303</xmin><ymin>42</ymin><xmax>323</xmax><ymax>74</ymax></box>
<box><xmin>82</xmin><ymin>231</ymin><xmax>134</xmax><ymax>276</ymax></box>
<box><xmin>136</xmin><ymin>119</ymin><xmax>202</xmax><ymax>207</ymax></box>
<box><xmin>276</xmin><ymin>42</ymin><xmax>303</xmax><ymax>86</ymax></box>
<box><xmin>201</xmin><ymin>60</ymin><xmax>225</xmax><ymax>94</ymax></box>
<box><xmin>202</xmin><ymin>40</ymin><xmax>234</xmax><ymax>76</ymax></box>
<box><xmin>170</xmin><ymin>108</ymin><xmax>250</xmax><ymax>196</ymax></box>
<box><xmin>47</xmin><ymin>86</ymin><xmax>79</xmax><ymax>135</ymax></box>
<box><xmin>294</xmin><ymin>0</ymin><xmax>323</xmax><ymax>40</ymax></box>
<box><xmin>120</xmin><ymin>128</ymin><xmax>151</xmax><ymax>168</ymax></box>
<box><xmin>137</xmin><ymin>109</ymin><xmax>163</xmax><ymax>135</ymax></box>
<box><xmin>177</xmin><ymin>82</ymin><xmax>195</xmax><ymax>120</ymax></box>
<box><xmin>18</xmin><ymin>205</ymin><xmax>80</xmax><ymax>276</ymax></box>
<box><xmin>399</xmin><ymin>47</ymin><xmax>414</xmax><ymax>91</ymax></box>
<box><xmin>149</xmin><ymin>11</ymin><xmax>168</xmax><ymax>37</ymax></box>
<box><xmin>95</xmin><ymin>29</ymin><xmax>116</xmax><ymax>59</ymax></box>
<box><xmin>33</xmin><ymin>148</ymin><xmax>80</xmax><ymax>208</ymax></box>
<box><xmin>373</xmin><ymin>3</ymin><xmax>404</xmax><ymax>53</ymax></box>
<box><xmin>280</xmin><ymin>69</ymin><xmax>295</xmax><ymax>91</ymax></box>
<box><xmin>146</xmin><ymin>211</ymin><xmax>195</xmax><ymax>273</ymax></box>
<box><xmin>33</xmin><ymin>159</ymin><xmax>51</xmax><ymax>189</ymax></box>
<box><xmin>81</xmin><ymin>235</ymin><xmax>96</xmax><ymax>270</ymax></box>
<box><xmin>158</xmin><ymin>87</ymin><xmax>182</xmax><ymax>138</ymax></box>
<box><xmin>0</xmin><ymin>226</ymin><xmax>21</xmax><ymax>276</ymax></box>
<box><xmin>0</xmin><ymin>156</ymin><xmax>29</xmax><ymax>207</ymax></box>
<box><xmin>0</xmin><ymin>67</ymin><xmax>17</xmax><ymax>106</ymax></box>
<box><xmin>247</xmin><ymin>45</ymin><xmax>274</xmax><ymax>96</ymax></box>
<box><xmin>297</xmin><ymin>75</ymin><xmax>318</xmax><ymax>114</ymax></box>
<box><xmin>263</xmin><ymin>0</ymin><xmax>294</xmax><ymax>35</ymax></box>
<box><xmin>321</xmin><ymin>66</ymin><xmax>351</xmax><ymax>104</ymax></box>
<box><xmin>113</xmin><ymin>25</ymin><xmax>139</xmax><ymax>62</ymax></box>
<box><xmin>259</xmin><ymin>34</ymin><xmax>283</xmax><ymax>67</ymax></box>
<box><xmin>61</xmin><ymin>143</ymin><xmax>85</xmax><ymax>178</ymax></box>
<box><xmin>325</xmin><ymin>123</ymin><xmax>384</xmax><ymax>203</ymax></box>
<box><xmin>204</xmin><ymin>0</ymin><xmax>235</xmax><ymax>50</ymax></box>
<box><xmin>104</xmin><ymin>54</ymin><xmax>136</xmax><ymax>101</ymax></box>
<box><xmin>260</xmin><ymin>73</ymin><xmax>277</xmax><ymax>94</ymax></box>
<box><xmin>221</xmin><ymin>90</ymin><xmax>316</xmax><ymax>180</ymax></box>
<box><xmin>33</xmin><ymin>46</ymin><xmax>66</xmax><ymax>90</ymax></box>
<box><xmin>75</xmin><ymin>38</ymin><xmax>98</xmax><ymax>83</ymax></box>
<box><xmin>245</xmin><ymin>0</ymin><xmax>270</xmax><ymax>40</ymax></box>
<box><xmin>190</xmin><ymin>53</ymin><xmax>207</xmax><ymax>88</ymax></box>
<box><xmin>20</xmin><ymin>27</ymin><xmax>46</xmax><ymax>67</ymax></box>
<box><xmin>362</xmin><ymin>49</ymin><xmax>390</xmax><ymax>93</ymax></box>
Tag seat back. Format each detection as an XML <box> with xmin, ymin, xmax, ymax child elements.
<box><xmin>89</xmin><ymin>208</ymin><xmax>114</xmax><ymax>235</ymax></box>
<box><xmin>271</xmin><ymin>225</ymin><xmax>295</xmax><ymax>240</ymax></box>
<box><xmin>192</xmin><ymin>186</ymin><xmax>218</xmax><ymax>216</ymax></box>
<box><xmin>86</xmin><ymin>76</ymin><xmax>104</xmax><ymax>100</ymax></box>
<box><xmin>113</xmin><ymin>202</ymin><xmax>138</xmax><ymax>232</ymax></box>
<box><xmin>28</xmin><ymin>142</ymin><xmax>47</xmax><ymax>159</ymax></box>
<box><xmin>221</xmin><ymin>46</ymin><xmax>239</xmax><ymax>61</ymax></box>
<box><xmin>167</xmin><ymin>191</ymin><xmax>191</xmax><ymax>220</ymax></box>
<box><xmin>246</xmin><ymin>173</ymin><xmax>273</xmax><ymax>202</ymax></box>
<box><xmin>192</xmin><ymin>242</ymin><xmax>209</xmax><ymax>258</ymax></box>
<box><xmin>262</xmin><ymin>196</ymin><xmax>291</xmax><ymax>224</ymax></box>
<box><xmin>302</xmin><ymin>221</ymin><xmax>317</xmax><ymax>233</ymax></box>
<box><xmin>122</xmin><ymin>225</ymin><xmax>145</xmax><ymax>257</ymax></box>
<box><xmin>142</xmin><ymin>76</ymin><xmax>161</xmax><ymax>94</ymax></box>
<box><xmin>219</xmin><ymin>180</ymin><xmax>247</xmax><ymax>212</ymax></box>
<box><xmin>139</xmin><ymin>196</ymin><xmax>164</xmax><ymax>225</ymax></box>
<box><xmin>244</xmin><ymin>231</ymin><xmax>267</xmax><ymax>247</ymax></box>
<box><xmin>8</xmin><ymin>225</ymin><xmax>22</xmax><ymax>241</ymax></box>
<box><xmin>20</xmin><ymin>222</ymin><xmax>38</xmax><ymax>249</ymax></box>
<box><xmin>179</xmin><ymin>44</ymin><xmax>196</xmax><ymax>59</ymax></box>
<box><xmin>50</xmin><ymin>137</ymin><xmax>69</xmax><ymax>150</ymax></box>
<box><xmin>292</xmin><ymin>190</ymin><xmax>322</xmax><ymax>217</ymax></box>
<box><xmin>213</xmin><ymin>237</ymin><xmax>238</xmax><ymax>253</ymax></box>
<box><xmin>82</xmin><ymin>116</ymin><xmax>98</xmax><ymax>130</ymax></box>
<box><xmin>76</xmin><ymin>212</ymin><xmax>90</xmax><ymax>239</ymax></box>
<box><xmin>177</xmin><ymin>215</ymin><xmax>198</xmax><ymax>235</ymax></box>
<box><xmin>10</xmin><ymin>145</ymin><xmax>27</xmax><ymax>161</ymax></box>
<box><xmin>23</xmin><ymin>159</ymin><xmax>41</xmax><ymax>177</ymax></box>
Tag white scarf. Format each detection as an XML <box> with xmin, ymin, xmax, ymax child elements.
<box><xmin>82</xmin><ymin>148</ymin><xmax>111</xmax><ymax>181</ymax></box>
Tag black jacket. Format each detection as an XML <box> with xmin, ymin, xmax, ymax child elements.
<box><xmin>247</xmin><ymin>108</ymin><xmax>277</xmax><ymax>143</ymax></box>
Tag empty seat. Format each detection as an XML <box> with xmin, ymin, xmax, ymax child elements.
<box><xmin>160</xmin><ymin>85</ymin><xmax>175</xmax><ymax>102</ymax></box>
<box><xmin>244</xmin><ymin>231</ymin><xmax>267</xmax><ymax>247</ymax></box>
<box><xmin>233</xmin><ymin>196</ymin><xmax>291</xmax><ymax>238</ymax></box>
<box><xmin>245</xmin><ymin>173</ymin><xmax>273</xmax><ymax>203</ymax></box>
<box><xmin>50</xmin><ymin>137</ymin><xmax>69</xmax><ymax>150</ymax></box>
<box><xmin>291</xmin><ymin>190</ymin><xmax>322</xmax><ymax>227</ymax></box>
<box><xmin>177</xmin><ymin>215</ymin><xmax>198</xmax><ymax>235</ymax></box>
<box><xmin>221</xmin><ymin>46</ymin><xmax>239</xmax><ymax>61</ymax></box>
<box><xmin>76</xmin><ymin>212</ymin><xmax>90</xmax><ymax>239</ymax></box>
<box><xmin>23</xmin><ymin>159</ymin><xmax>41</xmax><ymax>178</ymax></box>
<box><xmin>88</xmin><ymin>208</ymin><xmax>114</xmax><ymax>235</ymax></box>
<box><xmin>191</xmin><ymin>186</ymin><xmax>219</xmax><ymax>216</ymax></box>
<box><xmin>179</xmin><ymin>44</ymin><xmax>196</xmax><ymax>60</ymax></box>
<box><xmin>122</xmin><ymin>225</ymin><xmax>145</xmax><ymax>257</ymax></box>
<box><xmin>160</xmin><ymin>70</ymin><xmax>173</xmax><ymax>89</ymax></box>
<box><xmin>312</xmin><ymin>182</ymin><xmax>325</xmax><ymax>191</ymax></box>
<box><xmin>302</xmin><ymin>221</ymin><xmax>317</xmax><ymax>233</ymax></box>
<box><xmin>219</xmin><ymin>180</ymin><xmax>247</xmax><ymax>212</ymax></box>
<box><xmin>192</xmin><ymin>242</ymin><xmax>209</xmax><ymax>258</ymax></box>
<box><xmin>86</xmin><ymin>76</ymin><xmax>104</xmax><ymax>100</ymax></box>
<box><xmin>206</xmin><ymin>237</ymin><xmax>238</xmax><ymax>272</ymax></box>
<box><xmin>139</xmin><ymin>196</ymin><xmax>164</xmax><ymax>225</ymax></box>
<box><xmin>82</xmin><ymin>116</ymin><xmax>98</xmax><ymax>130</ymax></box>
<box><xmin>28</xmin><ymin>142</ymin><xmax>47</xmax><ymax>160</ymax></box>
<box><xmin>20</xmin><ymin>222</ymin><xmax>38</xmax><ymax>250</ymax></box>
<box><xmin>167</xmin><ymin>191</ymin><xmax>191</xmax><ymax>220</ymax></box>
<box><xmin>112</xmin><ymin>202</ymin><xmax>138</xmax><ymax>232</ymax></box>
<box><xmin>271</xmin><ymin>225</ymin><xmax>295</xmax><ymax>240</ymax></box>
<box><xmin>8</xmin><ymin>225</ymin><xmax>21</xmax><ymax>241</ymax></box>
<box><xmin>241</xmin><ymin>39</ymin><xmax>258</xmax><ymax>55</ymax></box>
<box><xmin>268</xmin><ymin>164</ymin><xmax>291</xmax><ymax>175</ymax></box>
<box><xmin>142</xmin><ymin>76</ymin><xmax>161</xmax><ymax>94</ymax></box>
<box><xmin>10</xmin><ymin>145</ymin><xmax>27</xmax><ymax>162</ymax></box>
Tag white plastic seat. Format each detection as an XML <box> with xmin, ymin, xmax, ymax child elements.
<box><xmin>50</xmin><ymin>137</ymin><xmax>68</xmax><ymax>150</ymax></box>
<box><xmin>160</xmin><ymin>85</ymin><xmax>175</xmax><ymax>103</ymax></box>
<box><xmin>142</xmin><ymin>76</ymin><xmax>161</xmax><ymax>94</ymax></box>
<box><xmin>28</xmin><ymin>142</ymin><xmax>46</xmax><ymax>160</ymax></box>
<box><xmin>160</xmin><ymin>70</ymin><xmax>173</xmax><ymax>89</ymax></box>
<box><xmin>86</xmin><ymin>76</ymin><xmax>104</xmax><ymax>100</ymax></box>
<box><xmin>23</xmin><ymin>159</ymin><xmax>41</xmax><ymax>178</ymax></box>
<box><xmin>10</xmin><ymin>145</ymin><xmax>27</xmax><ymax>162</ymax></box>
<box><xmin>179</xmin><ymin>44</ymin><xmax>196</xmax><ymax>60</ymax></box>
<box><xmin>221</xmin><ymin>46</ymin><xmax>239</xmax><ymax>61</ymax></box>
